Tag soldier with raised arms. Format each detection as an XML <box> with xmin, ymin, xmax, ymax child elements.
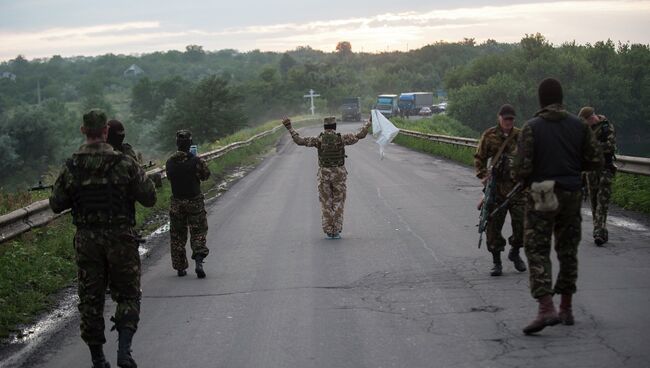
<box><xmin>282</xmin><ymin>116</ymin><xmax>370</xmax><ymax>239</ymax></box>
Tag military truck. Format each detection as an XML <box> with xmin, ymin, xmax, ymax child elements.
<box><xmin>340</xmin><ymin>97</ymin><xmax>362</xmax><ymax>121</ymax></box>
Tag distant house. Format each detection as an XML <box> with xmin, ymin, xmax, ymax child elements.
<box><xmin>123</xmin><ymin>64</ymin><xmax>144</xmax><ymax>77</ymax></box>
<box><xmin>0</xmin><ymin>71</ymin><xmax>16</xmax><ymax>81</ymax></box>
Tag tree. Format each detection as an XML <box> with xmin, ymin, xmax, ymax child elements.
<box><xmin>336</xmin><ymin>41</ymin><xmax>352</xmax><ymax>56</ymax></box>
<box><xmin>185</xmin><ymin>45</ymin><xmax>205</xmax><ymax>62</ymax></box>
<box><xmin>157</xmin><ymin>75</ymin><xmax>247</xmax><ymax>149</ymax></box>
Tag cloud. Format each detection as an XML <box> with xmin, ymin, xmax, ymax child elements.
<box><xmin>1</xmin><ymin>1</ymin><xmax>649</xmax><ymax>60</ymax></box>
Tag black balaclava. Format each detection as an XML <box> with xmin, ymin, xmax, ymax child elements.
<box><xmin>107</xmin><ymin>119</ymin><xmax>125</xmax><ymax>148</ymax></box>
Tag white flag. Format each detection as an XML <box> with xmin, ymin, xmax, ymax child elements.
<box><xmin>371</xmin><ymin>109</ymin><xmax>399</xmax><ymax>159</ymax></box>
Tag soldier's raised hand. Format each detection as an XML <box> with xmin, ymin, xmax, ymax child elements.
<box><xmin>282</xmin><ymin>117</ymin><xmax>292</xmax><ymax>130</ymax></box>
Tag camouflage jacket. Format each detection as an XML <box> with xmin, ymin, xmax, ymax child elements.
<box><xmin>474</xmin><ymin>125</ymin><xmax>521</xmax><ymax>194</ymax></box>
<box><xmin>590</xmin><ymin>117</ymin><xmax>617</xmax><ymax>170</ymax></box>
<box><xmin>116</xmin><ymin>142</ymin><xmax>141</xmax><ymax>164</ymax></box>
<box><xmin>288</xmin><ymin>122</ymin><xmax>371</xmax><ymax>148</ymax></box>
<box><xmin>49</xmin><ymin>142</ymin><xmax>157</xmax><ymax>226</ymax></box>
<box><xmin>512</xmin><ymin>104</ymin><xmax>602</xmax><ymax>191</ymax></box>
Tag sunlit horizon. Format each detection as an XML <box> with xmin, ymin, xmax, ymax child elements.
<box><xmin>1</xmin><ymin>0</ymin><xmax>650</xmax><ymax>62</ymax></box>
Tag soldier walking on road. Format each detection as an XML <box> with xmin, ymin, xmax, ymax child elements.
<box><xmin>579</xmin><ymin>107</ymin><xmax>617</xmax><ymax>246</ymax></box>
<box><xmin>165</xmin><ymin>130</ymin><xmax>211</xmax><ymax>278</ymax></box>
<box><xmin>107</xmin><ymin>119</ymin><xmax>141</xmax><ymax>163</ymax></box>
<box><xmin>474</xmin><ymin>104</ymin><xmax>527</xmax><ymax>276</ymax></box>
<box><xmin>49</xmin><ymin>109</ymin><xmax>157</xmax><ymax>368</ymax></box>
<box><xmin>282</xmin><ymin>116</ymin><xmax>371</xmax><ymax>239</ymax></box>
<box><xmin>513</xmin><ymin>78</ymin><xmax>602</xmax><ymax>335</ymax></box>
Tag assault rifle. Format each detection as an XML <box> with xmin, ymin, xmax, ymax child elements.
<box><xmin>29</xmin><ymin>180</ymin><xmax>53</xmax><ymax>192</ymax></box>
<box><xmin>477</xmin><ymin>153</ymin><xmax>513</xmax><ymax>249</ymax></box>
<box><xmin>489</xmin><ymin>182</ymin><xmax>523</xmax><ymax>218</ymax></box>
<box><xmin>141</xmin><ymin>161</ymin><xmax>156</xmax><ymax>170</ymax></box>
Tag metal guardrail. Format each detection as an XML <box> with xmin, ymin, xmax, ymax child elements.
<box><xmin>397</xmin><ymin>129</ymin><xmax>650</xmax><ymax>176</ymax></box>
<box><xmin>0</xmin><ymin>123</ymin><xmax>292</xmax><ymax>244</ymax></box>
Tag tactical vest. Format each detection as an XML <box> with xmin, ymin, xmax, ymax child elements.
<box><xmin>166</xmin><ymin>155</ymin><xmax>202</xmax><ymax>199</ymax></box>
<box><xmin>527</xmin><ymin>114</ymin><xmax>585</xmax><ymax>191</ymax></box>
<box><xmin>318</xmin><ymin>132</ymin><xmax>345</xmax><ymax>167</ymax></box>
<box><xmin>66</xmin><ymin>156</ymin><xmax>135</xmax><ymax>227</ymax></box>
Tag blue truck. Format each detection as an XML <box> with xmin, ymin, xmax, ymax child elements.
<box><xmin>398</xmin><ymin>92</ymin><xmax>434</xmax><ymax>117</ymax></box>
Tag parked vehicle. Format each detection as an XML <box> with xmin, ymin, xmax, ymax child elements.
<box><xmin>418</xmin><ymin>106</ymin><xmax>432</xmax><ymax>116</ymax></box>
<box><xmin>375</xmin><ymin>94</ymin><xmax>399</xmax><ymax>118</ymax></box>
<box><xmin>398</xmin><ymin>92</ymin><xmax>434</xmax><ymax>116</ymax></box>
<box><xmin>340</xmin><ymin>97</ymin><xmax>362</xmax><ymax>121</ymax></box>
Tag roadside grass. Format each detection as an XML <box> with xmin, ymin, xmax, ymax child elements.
<box><xmin>611</xmin><ymin>173</ymin><xmax>650</xmax><ymax>214</ymax></box>
<box><xmin>0</xmin><ymin>120</ymin><xmax>295</xmax><ymax>340</ymax></box>
<box><xmin>391</xmin><ymin>115</ymin><xmax>479</xmax><ymax>138</ymax></box>
<box><xmin>393</xmin><ymin>134</ymin><xmax>475</xmax><ymax>166</ymax></box>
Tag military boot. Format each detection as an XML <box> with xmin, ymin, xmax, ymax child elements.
<box><xmin>523</xmin><ymin>295</ymin><xmax>560</xmax><ymax>335</ymax></box>
<box><xmin>508</xmin><ymin>247</ymin><xmax>527</xmax><ymax>272</ymax></box>
<box><xmin>117</xmin><ymin>328</ymin><xmax>137</xmax><ymax>368</ymax></box>
<box><xmin>177</xmin><ymin>269</ymin><xmax>187</xmax><ymax>277</ymax></box>
<box><xmin>490</xmin><ymin>251</ymin><xmax>503</xmax><ymax>276</ymax></box>
<box><xmin>89</xmin><ymin>344</ymin><xmax>111</xmax><ymax>368</ymax></box>
<box><xmin>195</xmin><ymin>257</ymin><xmax>206</xmax><ymax>279</ymax></box>
<box><xmin>558</xmin><ymin>294</ymin><xmax>574</xmax><ymax>325</ymax></box>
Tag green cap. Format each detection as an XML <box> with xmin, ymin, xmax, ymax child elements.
<box><xmin>83</xmin><ymin>109</ymin><xmax>107</xmax><ymax>130</ymax></box>
<box><xmin>578</xmin><ymin>106</ymin><xmax>594</xmax><ymax>121</ymax></box>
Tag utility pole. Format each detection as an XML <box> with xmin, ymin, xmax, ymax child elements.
<box><xmin>303</xmin><ymin>89</ymin><xmax>320</xmax><ymax>116</ymax></box>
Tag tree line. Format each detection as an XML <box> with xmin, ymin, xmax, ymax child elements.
<box><xmin>0</xmin><ymin>35</ymin><xmax>648</xmax><ymax>190</ymax></box>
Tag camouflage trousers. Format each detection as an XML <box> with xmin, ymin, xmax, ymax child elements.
<box><xmin>486</xmin><ymin>190</ymin><xmax>525</xmax><ymax>253</ymax></box>
<box><xmin>524</xmin><ymin>189</ymin><xmax>582</xmax><ymax>299</ymax></box>
<box><xmin>74</xmin><ymin>227</ymin><xmax>141</xmax><ymax>345</ymax></box>
<box><xmin>586</xmin><ymin>169</ymin><xmax>614</xmax><ymax>240</ymax></box>
<box><xmin>170</xmin><ymin>195</ymin><xmax>209</xmax><ymax>271</ymax></box>
<box><xmin>318</xmin><ymin>166</ymin><xmax>348</xmax><ymax>235</ymax></box>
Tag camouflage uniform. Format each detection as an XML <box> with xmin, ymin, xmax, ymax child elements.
<box><xmin>475</xmin><ymin>125</ymin><xmax>525</xmax><ymax>254</ymax></box>
<box><xmin>287</xmin><ymin>120</ymin><xmax>370</xmax><ymax>236</ymax></box>
<box><xmin>49</xmin><ymin>142</ymin><xmax>157</xmax><ymax>346</ymax></box>
<box><xmin>585</xmin><ymin>118</ymin><xmax>616</xmax><ymax>242</ymax></box>
<box><xmin>513</xmin><ymin>104</ymin><xmax>602</xmax><ymax>299</ymax></box>
<box><xmin>165</xmin><ymin>151</ymin><xmax>211</xmax><ymax>271</ymax></box>
<box><xmin>117</xmin><ymin>143</ymin><xmax>141</xmax><ymax>163</ymax></box>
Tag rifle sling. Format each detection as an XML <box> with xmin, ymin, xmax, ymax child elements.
<box><xmin>490</xmin><ymin>132</ymin><xmax>517</xmax><ymax>170</ymax></box>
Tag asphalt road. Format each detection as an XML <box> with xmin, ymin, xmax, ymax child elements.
<box><xmin>17</xmin><ymin>123</ymin><xmax>650</xmax><ymax>368</ymax></box>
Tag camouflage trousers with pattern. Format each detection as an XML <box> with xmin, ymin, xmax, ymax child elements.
<box><xmin>317</xmin><ymin>166</ymin><xmax>348</xmax><ymax>235</ymax></box>
<box><xmin>486</xmin><ymin>190</ymin><xmax>525</xmax><ymax>253</ymax></box>
<box><xmin>586</xmin><ymin>169</ymin><xmax>614</xmax><ymax>240</ymax></box>
<box><xmin>524</xmin><ymin>189</ymin><xmax>582</xmax><ymax>299</ymax></box>
<box><xmin>169</xmin><ymin>195</ymin><xmax>209</xmax><ymax>270</ymax></box>
<box><xmin>74</xmin><ymin>227</ymin><xmax>141</xmax><ymax>345</ymax></box>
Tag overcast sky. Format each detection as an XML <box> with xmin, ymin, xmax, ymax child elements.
<box><xmin>1</xmin><ymin>0</ymin><xmax>649</xmax><ymax>61</ymax></box>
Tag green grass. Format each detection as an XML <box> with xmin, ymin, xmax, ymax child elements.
<box><xmin>0</xmin><ymin>216</ymin><xmax>76</xmax><ymax>338</ymax></box>
<box><xmin>611</xmin><ymin>172</ymin><xmax>650</xmax><ymax>214</ymax></box>
<box><xmin>393</xmin><ymin>134</ymin><xmax>475</xmax><ymax>166</ymax></box>
<box><xmin>0</xmin><ymin>121</ymin><xmax>290</xmax><ymax>339</ymax></box>
<box><xmin>391</xmin><ymin>115</ymin><xmax>479</xmax><ymax>138</ymax></box>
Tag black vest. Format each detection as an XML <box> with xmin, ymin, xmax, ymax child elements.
<box><xmin>527</xmin><ymin>114</ymin><xmax>585</xmax><ymax>191</ymax></box>
<box><xmin>166</xmin><ymin>155</ymin><xmax>202</xmax><ymax>199</ymax></box>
